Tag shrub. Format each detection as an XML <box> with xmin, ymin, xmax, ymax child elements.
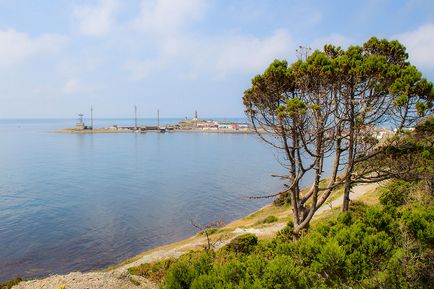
<box><xmin>379</xmin><ymin>180</ymin><xmax>413</xmax><ymax>207</ymax></box>
<box><xmin>243</xmin><ymin>255</ymin><xmax>267</xmax><ymax>282</ymax></box>
<box><xmin>164</xmin><ymin>260</ymin><xmax>196</xmax><ymax>289</ymax></box>
<box><xmin>257</xmin><ymin>215</ymin><xmax>278</xmax><ymax>225</ymax></box>
<box><xmin>219</xmin><ymin>259</ymin><xmax>247</xmax><ymax>284</ymax></box>
<box><xmin>290</xmin><ymin>231</ymin><xmax>326</xmax><ymax>265</ymax></box>
<box><xmin>225</xmin><ymin>234</ymin><xmax>258</xmax><ymax>254</ymax></box>
<box><xmin>361</xmin><ymin>206</ymin><xmax>394</xmax><ymax>233</ymax></box>
<box><xmin>163</xmin><ymin>251</ymin><xmax>214</xmax><ymax>289</ymax></box>
<box><xmin>190</xmin><ymin>274</ymin><xmax>223</xmax><ymax>289</ymax></box>
<box><xmin>276</xmin><ymin>220</ymin><xmax>294</xmax><ymax>241</ymax></box>
<box><xmin>128</xmin><ymin>258</ymin><xmax>175</xmax><ymax>284</ymax></box>
<box><xmin>154</xmin><ymin>199</ymin><xmax>433</xmax><ymax>288</ymax></box>
<box><xmin>312</xmin><ymin>240</ymin><xmax>346</xmax><ymax>280</ymax></box>
<box><xmin>262</xmin><ymin>256</ymin><xmax>310</xmax><ymax>289</ymax></box>
<box><xmin>402</xmin><ymin>206</ymin><xmax>434</xmax><ymax>245</ymax></box>
<box><xmin>0</xmin><ymin>278</ymin><xmax>23</xmax><ymax>289</ymax></box>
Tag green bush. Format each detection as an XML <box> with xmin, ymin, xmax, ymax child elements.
<box><xmin>128</xmin><ymin>258</ymin><xmax>174</xmax><ymax>284</ymax></box>
<box><xmin>257</xmin><ymin>215</ymin><xmax>278</xmax><ymax>225</ymax></box>
<box><xmin>225</xmin><ymin>234</ymin><xmax>258</xmax><ymax>254</ymax></box>
<box><xmin>164</xmin><ymin>260</ymin><xmax>195</xmax><ymax>289</ymax></box>
<box><xmin>163</xmin><ymin>251</ymin><xmax>214</xmax><ymax>289</ymax></box>
<box><xmin>0</xmin><ymin>278</ymin><xmax>23</xmax><ymax>289</ymax></box>
<box><xmin>276</xmin><ymin>220</ymin><xmax>294</xmax><ymax>241</ymax></box>
<box><xmin>379</xmin><ymin>180</ymin><xmax>413</xmax><ymax>207</ymax></box>
<box><xmin>150</xmin><ymin>201</ymin><xmax>433</xmax><ymax>288</ymax></box>
<box><xmin>312</xmin><ymin>240</ymin><xmax>346</xmax><ymax>279</ymax></box>
<box><xmin>402</xmin><ymin>205</ymin><xmax>434</xmax><ymax>245</ymax></box>
<box><xmin>262</xmin><ymin>256</ymin><xmax>310</xmax><ymax>289</ymax></box>
<box><xmin>190</xmin><ymin>274</ymin><xmax>223</xmax><ymax>289</ymax></box>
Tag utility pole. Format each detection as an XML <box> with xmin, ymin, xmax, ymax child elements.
<box><xmin>157</xmin><ymin>109</ymin><xmax>160</xmax><ymax>128</ymax></box>
<box><xmin>134</xmin><ymin>105</ymin><xmax>137</xmax><ymax>129</ymax></box>
<box><xmin>90</xmin><ymin>105</ymin><xmax>93</xmax><ymax>130</ymax></box>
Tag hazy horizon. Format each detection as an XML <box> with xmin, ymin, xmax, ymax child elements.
<box><xmin>0</xmin><ymin>0</ymin><xmax>433</xmax><ymax>118</ymax></box>
<box><xmin>0</xmin><ymin>115</ymin><xmax>247</xmax><ymax>120</ymax></box>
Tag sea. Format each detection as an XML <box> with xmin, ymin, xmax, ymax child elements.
<box><xmin>0</xmin><ymin>118</ymin><xmax>286</xmax><ymax>282</ymax></box>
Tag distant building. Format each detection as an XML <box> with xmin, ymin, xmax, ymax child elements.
<box><xmin>218</xmin><ymin>124</ymin><xmax>232</xmax><ymax>129</ymax></box>
<box><xmin>237</xmin><ymin>123</ymin><xmax>250</xmax><ymax>129</ymax></box>
<box><xmin>371</xmin><ymin>127</ymin><xmax>393</xmax><ymax>141</ymax></box>
<box><xmin>76</xmin><ymin>114</ymin><xmax>89</xmax><ymax>130</ymax></box>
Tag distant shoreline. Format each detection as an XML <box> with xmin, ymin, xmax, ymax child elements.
<box><xmin>53</xmin><ymin>127</ymin><xmax>257</xmax><ymax>134</ymax></box>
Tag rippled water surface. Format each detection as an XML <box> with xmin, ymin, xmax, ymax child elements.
<box><xmin>0</xmin><ymin>119</ymin><xmax>285</xmax><ymax>282</ymax></box>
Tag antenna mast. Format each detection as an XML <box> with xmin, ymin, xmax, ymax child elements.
<box><xmin>134</xmin><ymin>105</ymin><xmax>137</xmax><ymax>129</ymax></box>
<box><xmin>90</xmin><ymin>105</ymin><xmax>93</xmax><ymax>130</ymax></box>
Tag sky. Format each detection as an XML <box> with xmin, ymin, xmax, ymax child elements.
<box><xmin>0</xmin><ymin>0</ymin><xmax>433</xmax><ymax>118</ymax></box>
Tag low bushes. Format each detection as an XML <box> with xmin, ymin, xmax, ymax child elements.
<box><xmin>256</xmin><ymin>215</ymin><xmax>278</xmax><ymax>225</ymax></box>
<box><xmin>129</xmin><ymin>183</ymin><xmax>433</xmax><ymax>288</ymax></box>
<box><xmin>0</xmin><ymin>278</ymin><xmax>23</xmax><ymax>289</ymax></box>
<box><xmin>128</xmin><ymin>258</ymin><xmax>175</xmax><ymax>284</ymax></box>
<box><xmin>225</xmin><ymin>234</ymin><xmax>258</xmax><ymax>254</ymax></box>
<box><xmin>379</xmin><ymin>180</ymin><xmax>413</xmax><ymax>207</ymax></box>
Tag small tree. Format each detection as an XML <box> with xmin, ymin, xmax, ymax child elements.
<box><xmin>190</xmin><ymin>219</ymin><xmax>225</xmax><ymax>251</ymax></box>
<box><xmin>243</xmin><ymin>37</ymin><xmax>433</xmax><ymax>237</ymax></box>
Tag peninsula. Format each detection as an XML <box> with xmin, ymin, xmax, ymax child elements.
<box><xmin>56</xmin><ymin>113</ymin><xmax>255</xmax><ymax>134</ymax></box>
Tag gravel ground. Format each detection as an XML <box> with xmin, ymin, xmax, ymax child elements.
<box><xmin>12</xmin><ymin>271</ymin><xmax>143</xmax><ymax>289</ymax></box>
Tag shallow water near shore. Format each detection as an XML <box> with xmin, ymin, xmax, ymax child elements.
<box><xmin>0</xmin><ymin>118</ymin><xmax>287</xmax><ymax>282</ymax></box>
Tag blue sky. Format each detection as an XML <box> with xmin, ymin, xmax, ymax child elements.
<box><xmin>0</xmin><ymin>0</ymin><xmax>433</xmax><ymax>118</ymax></box>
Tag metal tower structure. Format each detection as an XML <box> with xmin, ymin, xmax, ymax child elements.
<box><xmin>78</xmin><ymin>114</ymin><xmax>84</xmax><ymax>124</ymax></box>
<box><xmin>90</xmin><ymin>105</ymin><xmax>93</xmax><ymax>130</ymax></box>
<box><xmin>134</xmin><ymin>105</ymin><xmax>137</xmax><ymax>129</ymax></box>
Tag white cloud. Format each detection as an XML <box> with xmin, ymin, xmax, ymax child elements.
<box><xmin>395</xmin><ymin>23</ymin><xmax>434</xmax><ymax>68</ymax></box>
<box><xmin>310</xmin><ymin>33</ymin><xmax>353</xmax><ymax>50</ymax></box>
<box><xmin>124</xmin><ymin>58</ymin><xmax>163</xmax><ymax>80</ymax></box>
<box><xmin>63</xmin><ymin>79</ymin><xmax>84</xmax><ymax>94</ymax></box>
<box><xmin>134</xmin><ymin>0</ymin><xmax>205</xmax><ymax>36</ymax></box>
<box><xmin>0</xmin><ymin>28</ymin><xmax>67</xmax><ymax>67</ymax></box>
<box><xmin>124</xmin><ymin>29</ymin><xmax>292</xmax><ymax>80</ymax></box>
<box><xmin>123</xmin><ymin>1</ymin><xmax>294</xmax><ymax>80</ymax></box>
<box><xmin>73</xmin><ymin>0</ymin><xmax>119</xmax><ymax>36</ymax></box>
<box><xmin>214</xmin><ymin>29</ymin><xmax>292</xmax><ymax>76</ymax></box>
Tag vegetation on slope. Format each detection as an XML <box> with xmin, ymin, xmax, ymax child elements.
<box><xmin>129</xmin><ymin>183</ymin><xmax>433</xmax><ymax>288</ymax></box>
<box><xmin>0</xmin><ymin>278</ymin><xmax>24</xmax><ymax>289</ymax></box>
<box><xmin>129</xmin><ymin>118</ymin><xmax>433</xmax><ymax>288</ymax></box>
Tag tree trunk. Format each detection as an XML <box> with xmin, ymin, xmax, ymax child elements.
<box><xmin>342</xmin><ymin>173</ymin><xmax>352</xmax><ymax>211</ymax></box>
<box><xmin>343</xmin><ymin>92</ymin><xmax>355</xmax><ymax>212</ymax></box>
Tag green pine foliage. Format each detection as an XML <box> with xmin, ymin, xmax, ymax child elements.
<box><xmin>379</xmin><ymin>180</ymin><xmax>413</xmax><ymax>207</ymax></box>
<box><xmin>129</xmin><ymin>193</ymin><xmax>433</xmax><ymax>288</ymax></box>
<box><xmin>224</xmin><ymin>234</ymin><xmax>258</xmax><ymax>255</ymax></box>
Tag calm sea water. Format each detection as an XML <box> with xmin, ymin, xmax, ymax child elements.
<box><xmin>0</xmin><ymin>118</ymin><xmax>286</xmax><ymax>282</ymax></box>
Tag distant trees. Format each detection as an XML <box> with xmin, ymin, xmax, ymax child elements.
<box><xmin>243</xmin><ymin>37</ymin><xmax>433</xmax><ymax>237</ymax></box>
